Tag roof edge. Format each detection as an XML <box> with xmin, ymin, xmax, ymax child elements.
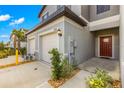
<box><xmin>38</xmin><ymin>5</ymin><xmax>47</xmax><ymax>18</ymax></box>
<box><xmin>26</xmin><ymin>6</ymin><xmax>87</xmax><ymax>35</ymax></box>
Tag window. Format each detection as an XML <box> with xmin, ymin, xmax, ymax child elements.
<box><xmin>57</xmin><ymin>5</ymin><xmax>64</xmax><ymax>10</ymax></box>
<box><xmin>97</xmin><ymin>5</ymin><xmax>110</xmax><ymax>14</ymax></box>
<box><xmin>42</xmin><ymin>12</ymin><xmax>49</xmax><ymax>21</ymax></box>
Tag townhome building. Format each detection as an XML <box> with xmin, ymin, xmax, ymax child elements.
<box><xmin>26</xmin><ymin>5</ymin><xmax>124</xmax><ymax>87</ymax></box>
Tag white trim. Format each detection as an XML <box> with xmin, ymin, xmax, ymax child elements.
<box><xmin>89</xmin><ymin>15</ymin><xmax>120</xmax><ymax>31</ymax></box>
<box><xmin>38</xmin><ymin>29</ymin><xmax>57</xmax><ymax>36</ymax></box>
<box><xmin>28</xmin><ymin>35</ymin><xmax>35</xmax><ymax>40</ymax></box>
<box><xmin>42</xmin><ymin>11</ymin><xmax>48</xmax><ymax>17</ymax></box>
<box><xmin>79</xmin><ymin>15</ymin><xmax>89</xmax><ymax>24</ymax></box>
<box><xmin>97</xmin><ymin>34</ymin><xmax>115</xmax><ymax>59</ymax></box>
<box><xmin>42</xmin><ymin>11</ymin><xmax>49</xmax><ymax>20</ymax></box>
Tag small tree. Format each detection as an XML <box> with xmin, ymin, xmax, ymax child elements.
<box><xmin>49</xmin><ymin>48</ymin><xmax>62</xmax><ymax>80</ymax></box>
<box><xmin>0</xmin><ymin>41</ymin><xmax>5</xmax><ymax>50</ymax></box>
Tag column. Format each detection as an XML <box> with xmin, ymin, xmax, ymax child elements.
<box><xmin>120</xmin><ymin>5</ymin><xmax>124</xmax><ymax>88</ymax></box>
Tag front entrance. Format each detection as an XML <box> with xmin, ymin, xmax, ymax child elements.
<box><xmin>99</xmin><ymin>36</ymin><xmax>112</xmax><ymax>58</ymax></box>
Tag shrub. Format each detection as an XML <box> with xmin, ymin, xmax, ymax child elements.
<box><xmin>86</xmin><ymin>68</ymin><xmax>113</xmax><ymax>88</ymax></box>
<box><xmin>8</xmin><ymin>48</ymin><xmax>15</xmax><ymax>56</ymax></box>
<box><xmin>20</xmin><ymin>47</ymin><xmax>27</xmax><ymax>55</ymax></box>
<box><xmin>0</xmin><ymin>48</ymin><xmax>16</xmax><ymax>59</ymax></box>
<box><xmin>60</xmin><ymin>58</ymin><xmax>73</xmax><ymax>78</ymax></box>
<box><xmin>49</xmin><ymin>48</ymin><xmax>62</xmax><ymax>80</ymax></box>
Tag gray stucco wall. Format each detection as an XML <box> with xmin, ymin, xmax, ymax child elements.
<box><xmin>81</xmin><ymin>5</ymin><xmax>90</xmax><ymax>21</ymax></box>
<box><xmin>40</xmin><ymin>5</ymin><xmax>57</xmax><ymax>20</ymax></box>
<box><xmin>40</xmin><ymin>5</ymin><xmax>82</xmax><ymax>20</ymax></box>
<box><xmin>40</xmin><ymin>5</ymin><xmax>120</xmax><ymax>22</ymax></box>
<box><xmin>94</xmin><ymin>28</ymin><xmax>119</xmax><ymax>59</ymax></box>
<box><xmin>90</xmin><ymin>5</ymin><xmax>120</xmax><ymax>21</ymax></box>
<box><xmin>64</xmin><ymin>20</ymin><xmax>95</xmax><ymax>65</ymax></box>
<box><xmin>70</xmin><ymin>5</ymin><xmax>81</xmax><ymax>17</ymax></box>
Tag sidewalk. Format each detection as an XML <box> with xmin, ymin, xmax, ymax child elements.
<box><xmin>0</xmin><ymin>56</ymin><xmax>24</xmax><ymax>66</ymax></box>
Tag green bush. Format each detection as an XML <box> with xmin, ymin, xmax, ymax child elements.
<box><xmin>0</xmin><ymin>51</ymin><xmax>8</xmax><ymax>59</ymax></box>
<box><xmin>8</xmin><ymin>48</ymin><xmax>15</xmax><ymax>56</ymax></box>
<box><xmin>20</xmin><ymin>47</ymin><xmax>27</xmax><ymax>55</ymax></box>
<box><xmin>60</xmin><ymin>58</ymin><xmax>73</xmax><ymax>78</ymax></box>
<box><xmin>49</xmin><ymin>48</ymin><xmax>62</xmax><ymax>80</ymax></box>
<box><xmin>86</xmin><ymin>68</ymin><xmax>113</xmax><ymax>88</ymax></box>
<box><xmin>0</xmin><ymin>48</ymin><xmax>16</xmax><ymax>59</ymax></box>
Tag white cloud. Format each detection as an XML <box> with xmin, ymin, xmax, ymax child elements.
<box><xmin>9</xmin><ymin>17</ymin><xmax>25</xmax><ymax>26</ymax></box>
<box><xmin>0</xmin><ymin>35</ymin><xmax>9</xmax><ymax>38</ymax></box>
<box><xmin>0</xmin><ymin>14</ymin><xmax>11</xmax><ymax>21</ymax></box>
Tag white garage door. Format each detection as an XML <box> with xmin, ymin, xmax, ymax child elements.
<box><xmin>29</xmin><ymin>38</ymin><xmax>35</xmax><ymax>54</ymax></box>
<box><xmin>40</xmin><ymin>33</ymin><xmax>58</xmax><ymax>63</ymax></box>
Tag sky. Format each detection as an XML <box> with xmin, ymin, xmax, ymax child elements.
<box><xmin>0</xmin><ymin>5</ymin><xmax>42</xmax><ymax>43</ymax></box>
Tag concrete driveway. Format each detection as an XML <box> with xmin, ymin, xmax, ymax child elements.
<box><xmin>0</xmin><ymin>61</ymin><xmax>51</xmax><ymax>88</ymax></box>
<box><xmin>0</xmin><ymin>60</ymin><xmax>91</xmax><ymax>88</ymax></box>
<box><xmin>0</xmin><ymin>57</ymin><xmax>120</xmax><ymax>88</ymax></box>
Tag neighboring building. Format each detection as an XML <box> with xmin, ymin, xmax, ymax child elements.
<box><xmin>10</xmin><ymin>33</ymin><xmax>17</xmax><ymax>48</ymax></box>
<box><xmin>4</xmin><ymin>41</ymin><xmax>11</xmax><ymax>48</ymax></box>
<box><xmin>10</xmin><ymin>28</ymin><xmax>27</xmax><ymax>49</ymax></box>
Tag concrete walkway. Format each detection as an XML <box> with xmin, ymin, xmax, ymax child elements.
<box><xmin>0</xmin><ymin>56</ymin><xmax>24</xmax><ymax>66</ymax></box>
<box><xmin>78</xmin><ymin>57</ymin><xmax>120</xmax><ymax>80</ymax></box>
<box><xmin>60</xmin><ymin>70</ymin><xmax>91</xmax><ymax>88</ymax></box>
<box><xmin>59</xmin><ymin>57</ymin><xmax>120</xmax><ymax>88</ymax></box>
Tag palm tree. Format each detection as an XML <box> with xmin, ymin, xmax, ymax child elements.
<box><xmin>11</xmin><ymin>29</ymin><xmax>27</xmax><ymax>49</ymax></box>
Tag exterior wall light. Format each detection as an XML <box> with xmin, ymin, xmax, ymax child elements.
<box><xmin>57</xmin><ymin>29</ymin><xmax>62</xmax><ymax>36</ymax></box>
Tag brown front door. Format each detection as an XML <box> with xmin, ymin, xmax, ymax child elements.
<box><xmin>100</xmin><ymin>36</ymin><xmax>112</xmax><ymax>57</ymax></box>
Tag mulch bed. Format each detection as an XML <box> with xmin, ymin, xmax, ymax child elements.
<box><xmin>112</xmin><ymin>80</ymin><xmax>121</xmax><ymax>88</ymax></box>
<box><xmin>48</xmin><ymin>68</ymin><xmax>80</xmax><ymax>88</ymax></box>
<box><xmin>0</xmin><ymin>61</ymin><xmax>33</xmax><ymax>69</ymax></box>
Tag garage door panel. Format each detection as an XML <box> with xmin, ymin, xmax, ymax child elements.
<box><xmin>29</xmin><ymin>38</ymin><xmax>35</xmax><ymax>54</ymax></box>
<box><xmin>40</xmin><ymin>33</ymin><xmax>58</xmax><ymax>63</ymax></box>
